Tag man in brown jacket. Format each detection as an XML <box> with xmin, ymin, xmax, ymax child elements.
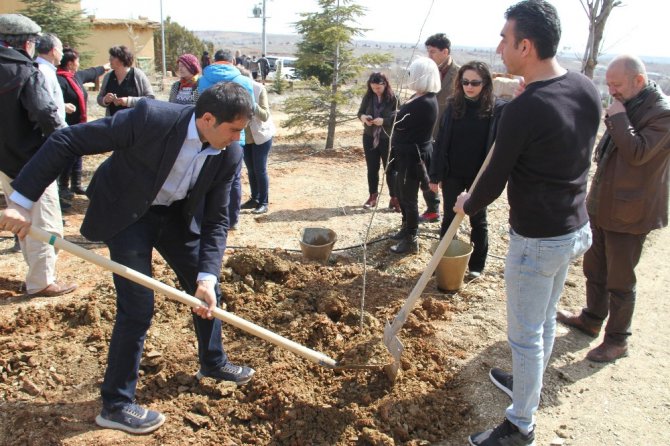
<box><xmin>558</xmin><ymin>54</ymin><xmax>670</xmax><ymax>362</ymax></box>
<box><xmin>420</xmin><ymin>33</ymin><xmax>461</xmax><ymax>223</ymax></box>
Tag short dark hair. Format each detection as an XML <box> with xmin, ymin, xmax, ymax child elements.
<box><xmin>109</xmin><ymin>45</ymin><xmax>134</xmax><ymax>67</ymax></box>
<box><xmin>424</xmin><ymin>33</ymin><xmax>451</xmax><ymax>51</ymax></box>
<box><xmin>59</xmin><ymin>47</ymin><xmax>79</xmax><ymax>70</ymax></box>
<box><xmin>35</xmin><ymin>33</ymin><xmax>59</xmax><ymax>55</ymax></box>
<box><xmin>195</xmin><ymin>82</ymin><xmax>254</xmax><ymax>124</ymax></box>
<box><xmin>214</xmin><ymin>49</ymin><xmax>233</xmax><ymax>62</ymax></box>
<box><xmin>505</xmin><ymin>0</ymin><xmax>561</xmax><ymax>60</ymax></box>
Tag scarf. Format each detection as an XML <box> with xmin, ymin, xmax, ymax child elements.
<box><xmin>57</xmin><ymin>68</ymin><xmax>86</xmax><ymax>123</ymax></box>
<box><xmin>372</xmin><ymin>95</ymin><xmax>383</xmax><ymax>149</ymax></box>
<box><xmin>179</xmin><ymin>74</ymin><xmax>199</xmax><ymax>90</ymax></box>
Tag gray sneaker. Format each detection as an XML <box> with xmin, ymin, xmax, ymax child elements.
<box><xmin>489</xmin><ymin>367</ymin><xmax>513</xmax><ymax>399</ymax></box>
<box><xmin>196</xmin><ymin>362</ymin><xmax>255</xmax><ymax>385</ymax></box>
<box><xmin>95</xmin><ymin>403</ymin><xmax>165</xmax><ymax>434</ymax></box>
<box><xmin>469</xmin><ymin>418</ymin><xmax>535</xmax><ymax>446</ymax></box>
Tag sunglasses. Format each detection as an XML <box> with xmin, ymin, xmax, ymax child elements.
<box><xmin>371</xmin><ymin>81</ymin><xmax>386</xmax><ymax>85</ymax></box>
<box><xmin>461</xmin><ymin>79</ymin><xmax>483</xmax><ymax>87</ymax></box>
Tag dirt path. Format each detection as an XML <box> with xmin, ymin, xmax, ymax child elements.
<box><xmin>435</xmin><ymin>227</ymin><xmax>670</xmax><ymax>446</ymax></box>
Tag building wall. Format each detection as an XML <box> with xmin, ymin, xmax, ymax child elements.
<box><xmin>84</xmin><ymin>23</ymin><xmax>156</xmax><ymax>72</ymax></box>
<box><xmin>0</xmin><ymin>0</ymin><xmax>81</xmax><ymax>15</ymax></box>
<box><xmin>1</xmin><ymin>1</ymin><xmax>156</xmax><ymax>73</ymax></box>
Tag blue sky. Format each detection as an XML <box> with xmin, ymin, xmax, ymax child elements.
<box><xmin>80</xmin><ymin>0</ymin><xmax>667</xmax><ymax>59</ymax></box>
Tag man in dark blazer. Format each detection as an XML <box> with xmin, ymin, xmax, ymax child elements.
<box><xmin>1</xmin><ymin>82</ymin><xmax>256</xmax><ymax>435</ymax></box>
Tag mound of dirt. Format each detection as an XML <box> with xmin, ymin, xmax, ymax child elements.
<box><xmin>0</xmin><ymin>248</ymin><xmax>472</xmax><ymax>445</ymax></box>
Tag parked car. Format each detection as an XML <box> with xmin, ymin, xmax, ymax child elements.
<box><xmin>267</xmin><ymin>57</ymin><xmax>299</xmax><ymax>80</ymax></box>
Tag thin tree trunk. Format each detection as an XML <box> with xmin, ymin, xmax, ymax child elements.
<box><xmin>325</xmin><ymin>0</ymin><xmax>341</xmax><ymax>150</ymax></box>
<box><xmin>580</xmin><ymin>0</ymin><xmax>621</xmax><ymax>79</ymax></box>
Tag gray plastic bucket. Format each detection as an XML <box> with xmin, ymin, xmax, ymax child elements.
<box><xmin>432</xmin><ymin>239</ymin><xmax>473</xmax><ymax>291</ymax></box>
<box><xmin>299</xmin><ymin>228</ymin><xmax>337</xmax><ymax>262</ymax></box>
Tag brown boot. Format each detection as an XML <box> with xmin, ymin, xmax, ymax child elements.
<box><xmin>556</xmin><ymin>310</ymin><xmax>600</xmax><ymax>337</ymax></box>
<box><xmin>587</xmin><ymin>341</ymin><xmax>628</xmax><ymax>362</ymax></box>
<box><xmin>363</xmin><ymin>193</ymin><xmax>378</xmax><ymax>209</ymax></box>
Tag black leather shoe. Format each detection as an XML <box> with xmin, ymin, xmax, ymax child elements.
<box><xmin>251</xmin><ymin>204</ymin><xmax>268</xmax><ymax>214</ymax></box>
<box><xmin>391</xmin><ymin>227</ymin><xmax>408</xmax><ymax>240</ymax></box>
<box><xmin>241</xmin><ymin>199</ymin><xmax>259</xmax><ymax>210</ymax></box>
<box><xmin>390</xmin><ymin>237</ymin><xmax>418</xmax><ymax>254</ymax></box>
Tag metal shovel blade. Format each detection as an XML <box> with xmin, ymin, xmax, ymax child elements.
<box><xmin>383</xmin><ymin>319</ymin><xmax>404</xmax><ymax>381</ymax></box>
<box><xmin>381</xmin><ymin>145</ymin><xmax>495</xmax><ymax>384</ymax></box>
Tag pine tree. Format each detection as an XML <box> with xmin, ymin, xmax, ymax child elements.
<box><xmin>19</xmin><ymin>0</ymin><xmax>90</xmax><ymax>49</ymax></box>
<box><xmin>153</xmin><ymin>16</ymin><xmax>211</xmax><ymax>75</ymax></box>
<box><xmin>286</xmin><ymin>0</ymin><xmax>391</xmax><ymax>149</ymax></box>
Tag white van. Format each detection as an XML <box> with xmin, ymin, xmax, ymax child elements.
<box><xmin>267</xmin><ymin>56</ymin><xmax>299</xmax><ymax>80</ymax></box>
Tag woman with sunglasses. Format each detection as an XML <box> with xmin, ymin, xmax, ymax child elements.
<box><xmin>357</xmin><ymin>72</ymin><xmax>399</xmax><ymax>211</ymax></box>
<box><xmin>429</xmin><ymin>61</ymin><xmax>507</xmax><ymax>277</ymax></box>
<box><xmin>389</xmin><ymin>57</ymin><xmax>440</xmax><ymax>254</ymax></box>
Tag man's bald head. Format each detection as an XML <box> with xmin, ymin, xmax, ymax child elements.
<box><xmin>606</xmin><ymin>54</ymin><xmax>648</xmax><ymax>103</ymax></box>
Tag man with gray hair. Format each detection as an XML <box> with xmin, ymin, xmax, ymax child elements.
<box><xmin>35</xmin><ymin>33</ymin><xmax>67</xmax><ymax>123</ymax></box>
<box><xmin>557</xmin><ymin>54</ymin><xmax>670</xmax><ymax>362</ymax></box>
<box><xmin>0</xmin><ymin>14</ymin><xmax>75</xmax><ymax>297</ymax></box>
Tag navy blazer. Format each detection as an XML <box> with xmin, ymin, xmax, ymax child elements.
<box><xmin>12</xmin><ymin>99</ymin><xmax>242</xmax><ymax>277</ymax></box>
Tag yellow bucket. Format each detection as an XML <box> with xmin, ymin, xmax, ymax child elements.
<box><xmin>432</xmin><ymin>239</ymin><xmax>473</xmax><ymax>291</ymax></box>
<box><xmin>299</xmin><ymin>228</ymin><xmax>337</xmax><ymax>263</ymax></box>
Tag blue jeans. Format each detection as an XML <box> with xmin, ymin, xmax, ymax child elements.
<box><xmin>101</xmin><ymin>203</ymin><xmax>227</xmax><ymax>409</ymax></box>
<box><xmin>243</xmin><ymin>138</ymin><xmax>273</xmax><ymax>206</ymax></box>
<box><xmin>504</xmin><ymin>223</ymin><xmax>592</xmax><ymax>434</ymax></box>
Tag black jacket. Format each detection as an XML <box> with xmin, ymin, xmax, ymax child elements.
<box><xmin>12</xmin><ymin>99</ymin><xmax>242</xmax><ymax>276</ymax></box>
<box><xmin>357</xmin><ymin>93</ymin><xmax>398</xmax><ymax>139</ymax></box>
<box><xmin>0</xmin><ymin>46</ymin><xmax>63</xmax><ymax>178</ymax></box>
<box><xmin>57</xmin><ymin>66</ymin><xmax>105</xmax><ymax>126</ymax></box>
<box><xmin>430</xmin><ymin>98</ymin><xmax>507</xmax><ymax>182</ymax></box>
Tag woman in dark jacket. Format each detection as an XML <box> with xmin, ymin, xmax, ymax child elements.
<box><xmin>56</xmin><ymin>47</ymin><xmax>107</xmax><ymax>197</ymax></box>
<box><xmin>429</xmin><ymin>61</ymin><xmax>507</xmax><ymax>276</ymax></box>
<box><xmin>357</xmin><ymin>72</ymin><xmax>399</xmax><ymax>210</ymax></box>
<box><xmin>390</xmin><ymin>57</ymin><xmax>440</xmax><ymax>254</ymax></box>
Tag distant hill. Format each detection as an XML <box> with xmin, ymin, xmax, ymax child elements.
<box><xmin>195</xmin><ymin>31</ymin><xmax>669</xmax><ymax>95</ymax></box>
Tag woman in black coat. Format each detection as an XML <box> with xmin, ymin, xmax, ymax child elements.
<box><xmin>357</xmin><ymin>72</ymin><xmax>399</xmax><ymax>210</ymax></box>
<box><xmin>429</xmin><ymin>61</ymin><xmax>507</xmax><ymax>276</ymax></box>
<box><xmin>389</xmin><ymin>57</ymin><xmax>441</xmax><ymax>254</ymax></box>
<box><xmin>56</xmin><ymin>47</ymin><xmax>106</xmax><ymax>197</ymax></box>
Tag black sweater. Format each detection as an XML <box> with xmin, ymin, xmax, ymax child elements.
<box><xmin>464</xmin><ymin>71</ymin><xmax>602</xmax><ymax>238</ymax></box>
<box><xmin>393</xmin><ymin>92</ymin><xmax>438</xmax><ymax>151</ymax></box>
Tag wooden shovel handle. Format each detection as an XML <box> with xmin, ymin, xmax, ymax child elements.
<box><xmin>388</xmin><ymin>144</ymin><xmax>495</xmax><ymax>332</ymax></box>
<box><xmin>14</xmin><ymin>222</ymin><xmax>338</xmax><ymax>369</ymax></box>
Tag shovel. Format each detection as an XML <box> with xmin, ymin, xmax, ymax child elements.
<box><xmin>11</xmin><ymin>221</ymin><xmax>339</xmax><ymax>369</ymax></box>
<box><xmin>383</xmin><ymin>145</ymin><xmax>495</xmax><ymax>381</ymax></box>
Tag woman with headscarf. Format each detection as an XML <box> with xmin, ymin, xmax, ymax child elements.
<box><xmin>168</xmin><ymin>53</ymin><xmax>201</xmax><ymax>105</ymax></box>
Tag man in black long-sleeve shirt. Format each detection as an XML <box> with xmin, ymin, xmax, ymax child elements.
<box><xmin>455</xmin><ymin>2</ymin><xmax>601</xmax><ymax>445</ymax></box>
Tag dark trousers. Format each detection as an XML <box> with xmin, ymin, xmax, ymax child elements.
<box><xmin>422</xmin><ymin>188</ymin><xmax>440</xmax><ymax>214</ymax></box>
<box><xmin>243</xmin><ymin>138</ymin><xmax>273</xmax><ymax>206</ymax></box>
<box><xmin>582</xmin><ymin>222</ymin><xmax>647</xmax><ymax>345</ymax></box>
<box><xmin>394</xmin><ymin>162</ymin><xmax>420</xmax><ymax>235</ymax></box>
<box><xmin>363</xmin><ymin>134</ymin><xmax>395</xmax><ymax>196</ymax></box>
<box><xmin>229</xmin><ymin>161</ymin><xmax>243</xmax><ymax>227</ymax></box>
<box><xmin>440</xmin><ymin>177</ymin><xmax>488</xmax><ymax>272</ymax></box>
<box><xmin>101</xmin><ymin>203</ymin><xmax>227</xmax><ymax>409</ymax></box>
<box><xmin>58</xmin><ymin>155</ymin><xmax>83</xmax><ymax>190</ymax></box>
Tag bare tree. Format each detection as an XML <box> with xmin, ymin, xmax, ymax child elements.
<box><xmin>580</xmin><ymin>0</ymin><xmax>623</xmax><ymax>79</ymax></box>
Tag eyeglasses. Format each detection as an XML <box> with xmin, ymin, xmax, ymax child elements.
<box><xmin>461</xmin><ymin>79</ymin><xmax>483</xmax><ymax>87</ymax></box>
<box><xmin>371</xmin><ymin>81</ymin><xmax>386</xmax><ymax>86</ymax></box>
